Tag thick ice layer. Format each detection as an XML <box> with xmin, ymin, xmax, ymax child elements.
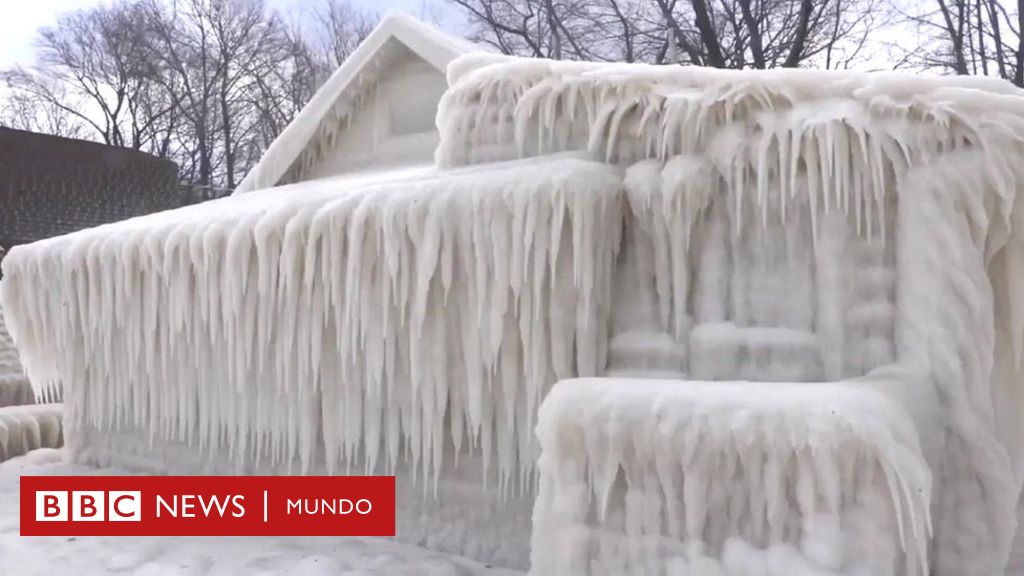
<box><xmin>0</xmin><ymin>404</ymin><xmax>62</xmax><ymax>462</ymax></box>
<box><xmin>533</xmin><ymin>378</ymin><xmax>932</xmax><ymax>576</ymax></box>
<box><xmin>0</xmin><ymin>157</ymin><xmax>622</xmax><ymax>491</ymax></box>
<box><xmin>66</xmin><ymin>423</ymin><xmax>533</xmax><ymax>567</ymax></box>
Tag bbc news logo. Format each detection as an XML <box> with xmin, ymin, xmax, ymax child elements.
<box><xmin>36</xmin><ymin>490</ymin><xmax>141</xmax><ymax>522</ymax></box>
<box><xmin>21</xmin><ymin>476</ymin><xmax>394</xmax><ymax>536</ymax></box>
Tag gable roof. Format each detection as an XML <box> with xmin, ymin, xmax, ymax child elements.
<box><xmin>234</xmin><ymin>12</ymin><xmax>480</xmax><ymax>194</ymax></box>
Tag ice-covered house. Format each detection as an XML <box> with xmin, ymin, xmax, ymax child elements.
<box><xmin>6</xmin><ymin>12</ymin><xmax>1024</xmax><ymax>576</ymax></box>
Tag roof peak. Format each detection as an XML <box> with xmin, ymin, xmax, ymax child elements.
<box><xmin>235</xmin><ymin>13</ymin><xmax>480</xmax><ymax>194</ymax></box>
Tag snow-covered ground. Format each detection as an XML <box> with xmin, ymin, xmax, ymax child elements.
<box><xmin>0</xmin><ymin>449</ymin><xmax>524</xmax><ymax>576</ymax></box>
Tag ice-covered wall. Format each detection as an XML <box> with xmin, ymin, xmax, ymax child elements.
<box><xmin>610</xmin><ymin>156</ymin><xmax>897</xmax><ymax>383</ymax></box>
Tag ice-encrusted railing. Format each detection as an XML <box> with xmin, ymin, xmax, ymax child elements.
<box><xmin>435</xmin><ymin>55</ymin><xmax>1024</xmax><ymax>574</ymax></box>
<box><xmin>0</xmin><ymin>158</ymin><xmax>622</xmax><ymax>492</ymax></box>
<box><xmin>533</xmin><ymin>378</ymin><xmax>933</xmax><ymax>576</ymax></box>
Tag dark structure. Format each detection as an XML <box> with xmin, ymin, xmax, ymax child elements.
<box><xmin>0</xmin><ymin>127</ymin><xmax>181</xmax><ymax>251</ymax></box>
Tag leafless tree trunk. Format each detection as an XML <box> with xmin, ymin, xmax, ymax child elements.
<box><xmin>905</xmin><ymin>0</ymin><xmax>1024</xmax><ymax>86</ymax></box>
<box><xmin>452</xmin><ymin>0</ymin><xmax>886</xmax><ymax>70</ymax></box>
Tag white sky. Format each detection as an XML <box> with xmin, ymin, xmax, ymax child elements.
<box><xmin>0</xmin><ymin>1</ymin><xmax>104</xmax><ymax>69</ymax></box>
<box><xmin>0</xmin><ymin>0</ymin><xmax>455</xmax><ymax>70</ymax></box>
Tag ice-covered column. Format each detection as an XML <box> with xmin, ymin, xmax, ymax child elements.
<box><xmin>893</xmin><ymin>150</ymin><xmax>1023</xmax><ymax>575</ymax></box>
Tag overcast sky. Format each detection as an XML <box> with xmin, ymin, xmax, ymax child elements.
<box><xmin>0</xmin><ymin>0</ymin><xmax>456</xmax><ymax>70</ymax></box>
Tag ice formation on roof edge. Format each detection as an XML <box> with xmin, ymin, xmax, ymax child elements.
<box><xmin>234</xmin><ymin>11</ymin><xmax>480</xmax><ymax>195</ymax></box>
<box><xmin>0</xmin><ymin>159</ymin><xmax>621</xmax><ymax>492</ymax></box>
<box><xmin>437</xmin><ymin>54</ymin><xmax>1024</xmax><ymax>171</ymax></box>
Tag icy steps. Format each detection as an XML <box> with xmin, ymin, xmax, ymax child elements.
<box><xmin>532</xmin><ymin>378</ymin><xmax>931</xmax><ymax>576</ymax></box>
<box><xmin>0</xmin><ymin>404</ymin><xmax>63</xmax><ymax>462</ymax></box>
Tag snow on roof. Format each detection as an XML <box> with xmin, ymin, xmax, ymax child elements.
<box><xmin>234</xmin><ymin>12</ymin><xmax>481</xmax><ymax>195</ymax></box>
<box><xmin>437</xmin><ymin>53</ymin><xmax>1024</xmax><ymax>169</ymax></box>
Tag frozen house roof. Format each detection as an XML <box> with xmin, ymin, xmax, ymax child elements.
<box><xmin>437</xmin><ymin>53</ymin><xmax>1024</xmax><ymax>169</ymax></box>
<box><xmin>234</xmin><ymin>12</ymin><xmax>481</xmax><ymax>194</ymax></box>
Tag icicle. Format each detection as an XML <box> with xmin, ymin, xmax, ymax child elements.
<box><xmin>0</xmin><ymin>157</ymin><xmax>623</xmax><ymax>497</ymax></box>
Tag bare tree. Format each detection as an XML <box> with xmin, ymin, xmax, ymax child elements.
<box><xmin>903</xmin><ymin>0</ymin><xmax>1024</xmax><ymax>86</ymax></box>
<box><xmin>245</xmin><ymin>0</ymin><xmax>376</xmax><ymax>164</ymax></box>
<box><xmin>143</xmin><ymin>0</ymin><xmax>294</xmax><ymax>191</ymax></box>
<box><xmin>208</xmin><ymin>0</ymin><xmax>285</xmax><ymax>189</ymax></box>
<box><xmin>2</xmin><ymin>2</ymin><xmax>174</xmax><ymax>149</ymax></box>
<box><xmin>3</xmin><ymin>0</ymin><xmax>377</xmax><ymax>194</ymax></box>
<box><xmin>449</xmin><ymin>0</ymin><xmax>605</xmax><ymax>59</ymax></box>
<box><xmin>450</xmin><ymin>0</ymin><xmax>888</xmax><ymax>69</ymax></box>
<box><xmin>309</xmin><ymin>0</ymin><xmax>376</xmax><ymax>73</ymax></box>
<box><xmin>0</xmin><ymin>82</ymin><xmax>85</xmax><ymax>139</ymax></box>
